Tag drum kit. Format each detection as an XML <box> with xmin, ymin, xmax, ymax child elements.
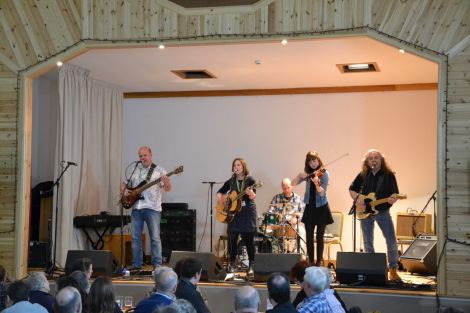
<box><xmin>257</xmin><ymin>202</ymin><xmax>304</xmax><ymax>254</ymax></box>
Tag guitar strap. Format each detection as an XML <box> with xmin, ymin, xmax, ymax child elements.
<box><xmin>145</xmin><ymin>163</ymin><xmax>156</xmax><ymax>183</ymax></box>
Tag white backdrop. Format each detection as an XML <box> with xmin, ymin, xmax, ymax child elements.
<box><xmin>123</xmin><ymin>90</ymin><xmax>437</xmax><ymax>258</ymax></box>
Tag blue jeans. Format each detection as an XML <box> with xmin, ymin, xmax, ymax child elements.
<box><xmin>131</xmin><ymin>208</ymin><xmax>162</xmax><ymax>267</ymax></box>
<box><xmin>360</xmin><ymin>210</ymin><xmax>399</xmax><ymax>268</ymax></box>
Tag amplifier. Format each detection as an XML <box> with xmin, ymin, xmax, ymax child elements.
<box><xmin>396</xmin><ymin>213</ymin><xmax>433</xmax><ymax>240</ymax></box>
<box><xmin>161</xmin><ymin>209</ymin><xmax>196</xmax><ymax>259</ymax></box>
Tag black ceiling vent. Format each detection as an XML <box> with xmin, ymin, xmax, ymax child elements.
<box><xmin>172</xmin><ymin>70</ymin><xmax>216</xmax><ymax>79</ymax></box>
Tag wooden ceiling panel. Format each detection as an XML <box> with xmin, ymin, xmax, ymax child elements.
<box><xmin>169</xmin><ymin>0</ymin><xmax>261</xmax><ymax>8</ymax></box>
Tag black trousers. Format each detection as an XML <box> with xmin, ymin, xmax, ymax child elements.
<box><xmin>228</xmin><ymin>231</ymin><xmax>255</xmax><ymax>263</ymax></box>
<box><xmin>304</xmin><ymin>223</ymin><xmax>326</xmax><ymax>264</ymax></box>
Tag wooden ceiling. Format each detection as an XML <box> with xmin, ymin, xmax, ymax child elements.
<box><xmin>169</xmin><ymin>0</ymin><xmax>261</xmax><ymax>8</ymax></box>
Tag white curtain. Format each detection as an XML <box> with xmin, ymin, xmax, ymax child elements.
<box><xmin>54</xmin><ymin>64</ymin><xmax>123</xmax><ymax>267</ymax></box>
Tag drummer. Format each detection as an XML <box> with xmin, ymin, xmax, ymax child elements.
<box><xmin>268</xmin><ymin>178</ymin><xmax>304</xmax><ymax>225</ymax></box>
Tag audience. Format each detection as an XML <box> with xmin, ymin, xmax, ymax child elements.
<box><xmin>54</xmin><ymin>286</ymin><xmax>81</xmax><ymax>313</ymax></box>
<box><xmin>298</xmin><ymin>267</ymin><xmax>331</xmax><ymax>313</ymax></box>
<box><xmin>89</xmin><ymin>276</ymin><xmax>122</xmax><ymax>313</ymax></box>
<box><xmin>319</xmin><ymin>267</ymin><xmax>346</xmax><ymax>313</ymax></box>
<box><xmin>56</xmin><ymin>275</ymin><xmax>89</xmax><ymax>313</ymax></box>
<box><xmin>234</xmin><ymin>285</ymin><xmax>260</xmax><ymax>313</ymax></box>
<box><xmin>156</xmin><ymin>299</ymin><xmax>196</xmax><ymax>313</ymax></box>
<box><xmin>70</xmin><ymin>258</ymin><xmax>93</xmax><ymax>279</ymax></box>
<box><xmin>70</xmin><ymin>271</ymin><xmax>91</xmax><ymax>294</ymax></box>
<box><xmin>266</xmin><ymin>272</ymin><xmax>297</xmax><ymax>313</ymax></box>
<box><xmin>0</xmin><ymin>265</ymin><xmax>7</xmax><ymax>311</ymax></box>
<box><xmin>135</xmin><ymin>266</ymin><xmax>177</xmax><ymax>313</ymax></box>
<box><xmin>174</xmin><ymin>258</ymin><xmax>210</xmax><ymax>313</ymax></box>
<box><xmin>26</xmin><ymin>271</ymin><xmax>55</xmax><ymax>313</ymax></box>
<box><xmin>290</xmin><ymin>261</ymin><xmax>311</xmax><ymax>308</ymax></box>
<box><xmin>2</xmin><ymin>280</ymin><xmax>47</xmax><ymax>313</ymax></box>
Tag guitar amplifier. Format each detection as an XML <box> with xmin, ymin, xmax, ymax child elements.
<box><xmin>396</xmin><ymin>213</ymin><xmax>433</xmax><ymax>240</ymax></box>
<box><xmin>161</xmin><ymin>209</ymin><xmax>196</xmax><ymax>259</ymax></box>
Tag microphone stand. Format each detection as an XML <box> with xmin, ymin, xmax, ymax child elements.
<box><xmin>412</xmin><ymin>190</ymin><xmax>437</xmax><ymax>237</ymax></box>
<box><xmin>348</xmin><ymin>174</ymin><xmax>367</xmax><ymax>252</ymax></box>
<box><xmin>47</xmin><ymin>162</ymin><xmax>73</xmax><ymax>278</ymax></box>
<box><xmin>202</xmin><ymin>181</ymin><xmax>223</xmax><ymax>253</ymax></box>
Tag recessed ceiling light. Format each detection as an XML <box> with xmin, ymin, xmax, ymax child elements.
<box><xmin>56</xmin><ymin>61</ymin><xmax>63</xmax><ymax>67</ymax></box>
<box><xmin>347</xmin><ymin>63</ymin><xmax>369</xmax><ymax>70</ymax></box>
<box><xmin>337</xmin><ymin>62</ymin><xmax>379</xmax><ymax>73</ymax></box>
<box><xmin>399</xmin><ymin>49</ymin><xmax>405</xmax><ymax>54</ymax></box>
<box><xmin>158</xmin><ymin>44</ymin><xmax>165</xmax><ymax>50</ymax></box>
<box><xmin>281</xmin><ymin>39</ymin><xmax>288</xmax><ymax>45</ymax></box>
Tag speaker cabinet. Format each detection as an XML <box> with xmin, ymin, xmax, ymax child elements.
<box><xmin>336</xmin><ymin>252</ymin><xmax>387</xmax><ymax>286</ymax></box>
<box><xmin>168</xmin><ymin>251</ymin><xmax>226</xmax><ymax>282</ymax></box>
<box><xmin>396</xmin><ymin>213</ymin><xmax>433</xmax><ymax>240</ymax></box>
<box><xmin>28</xmin><ymin>241</ymin><xmax>50</xmax><ymax>268</ymax></box>
<box><xmin>65</xmin><ymin>250</ymin><xmax>115</xmax><ymax>277</ymax></box>
<box><xmin>161</xmin><ymin>210</ymin><xmax>196</xmax><ymax>259</ymax></box>
<box><xmin>400</xmin><ymin>235</ymin><xmax>437</xmax><ymax>275</ymax></box>
<box><xmin>253</xmin><ymin>253</ymin><xmax>302</xmax><ymax>283</ymax></box>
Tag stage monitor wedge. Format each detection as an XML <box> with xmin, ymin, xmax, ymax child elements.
<box><xmin>336</xmin><ymin>252</ymin><xmax>387</xmax><ymax>286</ymax></box>
<box><xmin>400</xmin><ymin>235</ymin><xmax>437</xmax><ymax>275</ymax></box>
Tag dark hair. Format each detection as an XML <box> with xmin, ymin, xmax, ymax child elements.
<box><xmin>0</xmin><ymin>265</ymin><xmax>5</xmax><ymax>281</ymax></box>
<box><xmin>89</xmin><ymin>276</ymin><xmax>116</xmax><ymax>313</ymax></box>
<box><xmin>179</xmin><ymin>257</ymin><xmax>202</xmax><ymax>279</ymax></box>
<box><xmin>267</xmin><ymin>272</ymin><xmax>291</xmax><ymax>304</ymax></box>
<box><xmin>56</xmin><ymin>276</ymin><xmax>89</xmax><ymax>313</ymax></box>
<box><xmin>71</xmin><ymin>258</ymin><xmax>92</xmax><ymax>274</ymax></box>
<box><xmin>290</xmin><ymin>260</ymin><xmax>312</xmax><ymax>283</ymax></box>
<box><xmin>304</xmin><ymin>150</ymin><xmax>324</xmax><ymax>174</ymax></box>
<box><xmin>232</xmin><ymin>158</ymin><xmax>250</xmax><ymax>176</ymax></box>
<box><xmin>70</xmin><ymin>271</ymin><xmax>90</xmax><ymax>293</ymax></box>
<box><xmin>6</xmin><ymin>280</ymin><xmax>30</xmax><ymax>303</ymax></box>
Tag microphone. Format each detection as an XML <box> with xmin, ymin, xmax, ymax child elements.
<box><xmin>371</xmin><ymin>164</ymin><xmax>375</xmax><ymax>169</ymax></box>
<box><xmin>62</xmin><ymin>161</ymin><xmax>77</xmax><ymax>166</ymax></box>
<box><xmin>136</xmin><ymin>160</ymin><xmax>142</xmax><ymax>164</ymax></box>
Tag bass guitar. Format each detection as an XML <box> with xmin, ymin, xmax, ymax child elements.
<box><xmin>216</xmin><ymin>181</ymin><xmax>263</xmax><ymax>223</ymax></box>
<box><xmin>120</xmin><ymin>165</ymin><xmax>183</xmax><ymax>209</ymax></box>
<box><xmin>355</xmin><ymin>192</ymin><xmax>407</xmax><ymax>220</ymax></box>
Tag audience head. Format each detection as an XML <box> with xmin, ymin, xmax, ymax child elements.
<box><xmin>303</xmin><ymin>266</ymin><xmax>328</xmax><ymax>296</ymax></box>
<box><xmin>0</xmin><ymin>264</ymin><xmax>6</xmax><ymax>282</ymax></box>
<box><xmin>154</xmin><ymin>266</ymin><xmax>178</xmax><ymax>295</ymax></box>
<box><xmin>26</xmin><ymin>271</ymin><xmax>50</xmax><ymax>293</ymax></box>
<box><xmin>267</xmin><ymin>272</ymin><xmax>291</xmax><ymax>306</ymax></box>
<box><xmin>178</xmin><ymin>257</ymin><xmax>202</xmax><ymax>282</ymax></box>
<box><xmin>437</xmin><ymin>307</ymin><xmax>465</xmax><ymax>313</ymax></box>
<box><xmin>56</xmin><ymin>276</ymin><xmax>81</xmax><ymax>293</ymax></box>
<box><xmin>71</xmin><ymin>258</ymin><xmax>93</xmax><ymax>279</ymax></box>
<box><xmin>89</xmin><ymin>276</ymin><xmax>116</xmax><ymax>313</ymax></box>
<box><xmin>290</xmin><ymin>260</ymin><xmax>311</xmax><ymax>284</ymax></box>
<box><xmin>164</xmin><ymin>299</ymin><xmax>196</xmax><ymax>313</ymax></box>
<box><xmin>55</xmin><ymin>286</ymin><xmax>82</xmax><ymax>313</ymax></box>
<box><xmin>6</xmin><ymin>280</ymin><xmax>30</xmax><ymax>304</ymax></box>
<box><xmin>70</xmin><ymin>270</ymin><xmax>91</xmax><ymax>293</ymax></box>
<box><xmin>234</xmin><ymin>285</ymin><xmax>260</xmax><ymax>313</ymax></box>
<box><xmin>319</xmin><ymin>266</ymin><xmax>333</xmax><ymax>287</ymax></box>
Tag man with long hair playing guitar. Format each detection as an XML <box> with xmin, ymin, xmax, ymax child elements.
<box><xmin>121</xmin><ymin>146</ymin><xmax>172</xmax><ymax>271</ymax></box>
<box><xmin>216</xmin><ymin>158</ymin><xmax>258</xmax><ymax>277</ymax></box>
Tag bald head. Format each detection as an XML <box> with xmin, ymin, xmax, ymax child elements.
<box><xmin>154</xmin><ymin>266</ymin><xmax>178</xmax><ymax>294</ymax></box>
<box><xmin>234</xmin><ymin>285</ymin><xmax>260</xmax><ymax>313</ymax></box>
<box><xmin>281</xmin><ymin>178</ymin><xmax>293</xmax><ymax>197</ymax></box>
<box><xmin>138</xmin><ymin>146</ymin><xmax>153</xmax><ymax>168</ymax></box>
<box><xmin>55</xmin><ymin>286</ymin><xmax>81</xmax><ymax>313</ymax></box>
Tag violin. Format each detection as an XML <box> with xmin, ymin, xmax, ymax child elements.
<box><xmin>306</xmin><ymin>168</ymin><xmax>326</xmax><ymax>180</ymax></box>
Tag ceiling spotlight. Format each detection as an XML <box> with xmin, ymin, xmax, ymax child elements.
<box><xmin>254</xmin><ymin>59</ymin><xmax>262</xmax><ymax>65</ymax></box>
<box><xmin>56</xmin><ymin>61</ymin><xmax>63</xmax><ymax>67</ymax></box>
<box><xmin>399</xmin><ymin>49</ymin><xmax>405</xmax><ymax>54</ymax></box>
<box><xmin>158</xmin><ymin>44</ymin><xmax>165</xmax><ymax>49</ymax></box>
<box><xmin>281</xmin><ymin>39</ymin><xmax>288</xmax><ymax>45</ymax></box>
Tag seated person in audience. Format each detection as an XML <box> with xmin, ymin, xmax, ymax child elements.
<box><xmin>54</xmin><ymin>286</ymin><xmax>82</xmax><ymax>313</ymax></box>
<box><xmin>298</xmin><ymin>267</ymin><xmax>331</xmax><ymax>313</ymax></box>
<box><xmin>0</xmin><ymin>265</ymin><xmax>8</xmax><ymax>311</ymax></box>
<box><xmin>26</xmin><ymin>272</ymin><xmax>55</xmax><ymax>313</ymax></box>
<box><xmin>56</xmin><ymin>275</ymin><xmax>89</xmax><ymax>313</ymax></box>
<box><xmin>266</xmin><ymin>272</ymin><xmax>297</xmax><ymax>313</ymax></box>
<box><xmin>89</xmin><ymin>276</ymin><xmax>122</xmax><ymax>313</ymax></box>
<box><xmin>135</xmin><ymin>267</ymin><xmax>178</xmax><ymax>313</ymax></box>
<box><xmin>70</xmin><ymin>270</ymin><xmax>91</xmax><ymax>294</ymax></box>
<box><xmin>2</xmin><ymin>280</ymin><xmax>47</xmax><ymax>313</ymax></box>
<box><xmin>157</xmin><ymin>299</ymin><xmax>196</xmax><ymax>313</ymax></box>
<box><xmin>70</xmin><ymin>258</ymin><xmax>93</xmax><ymax>279</ymax></box>
<box><xmin>290</xmin><ymin>260</ymin><xmax>311</xmax><ymax>308</ymax></box>
<box><xmin>174</xmin><ymin>258</ymin><xmax>210</xmax><ymax>313</ymax></box>
<box><xmin>234</xmin><ymin>286</ymin><xmax>260</xmax><ymax>313</ymax></box>
<box><xmin>319</xmin><ymin>267</ymin><xmax>346</xmax><ymax>313</ymax></box>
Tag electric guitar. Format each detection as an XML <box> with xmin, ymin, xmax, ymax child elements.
<box><xmin>216</xmin><ymin>181</ymin><xmax>263</xmax><ymax>223</ymax></box>
<box><xmin>120</xmin><ymin>165</ymin><xmax>183</xmax><ymax>209</ymax></box>
<box><xmin>355</xmin><ymin>192</ymin><xmax>407</xmax><ymax>220</ymax></box>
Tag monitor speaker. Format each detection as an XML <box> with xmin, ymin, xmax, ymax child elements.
<box><xmin>336</xmin><ymin>252</ymin><xmax>387</xmax><ymax>286</ymax></box>
<box><xmin>65</xmin><ymin>250</ymin><xmax>115</xmax><ymax>277</ymax></box>
<box><xmin>253</xmin><ymin>253</ymin><xmax>302</xmax><ymax>283</ymax></box>
<box><xmin>400</xmin><ymin>235</ymin><xmax>437</xmax><ymax>275</ymax></box>
<box><xmin>168</xmin><ymin>251</ymin><xmax>226</xmax><ymax>282</ymax></box>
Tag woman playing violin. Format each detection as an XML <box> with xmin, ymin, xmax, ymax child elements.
<box><xmin>292</xmin><ymin>150</ymin><xmax>333</xmax><ymax>266</ymax></box>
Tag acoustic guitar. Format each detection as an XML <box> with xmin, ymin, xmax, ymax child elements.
<box><xmin>355</xmin><ymin>192</ymin><xmax>407</xmax><ymax>220</ymax></box>
<box><xmin>216</xmin><ymin>181</ymin><xmax>263</xmax><ymax>223</ymax></box>
<box><xmin>120</xmin><ymin>165</ymin><xmax>183</xmax><ymax>209</ymax></box>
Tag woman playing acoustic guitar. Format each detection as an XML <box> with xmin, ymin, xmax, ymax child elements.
<box><xmin>216</xmin><ymin>157</ymin><xmax>257</xmax><ymax>276</ymax></box>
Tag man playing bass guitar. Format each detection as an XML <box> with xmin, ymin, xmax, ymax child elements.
<box><xmin>121</xmin><ymin>146</ymin><xmax>172</xmax><ymax>271</ymax></box>
<box><xmin>216</xmin><ymin>158</ymin><xmax>257</xmax><ymax>276</ymax></box>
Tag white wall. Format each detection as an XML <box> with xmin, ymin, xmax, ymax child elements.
<box><xmin>123</xmin><ymin>90</ymin><xmax>437</xmax><ymax>258</ymax></box>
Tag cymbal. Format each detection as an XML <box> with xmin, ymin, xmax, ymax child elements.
<box><xmin>270</xmin><ymin>202</ymin><xmax>294</xmax><ymax>208</ymax></box>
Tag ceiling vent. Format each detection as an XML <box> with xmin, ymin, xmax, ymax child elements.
<box><xmin>337</xmin><ymin>62</ymin><xmax>379</xmax><ymax>73</ymax></box>
<box><xmin>172</xmin><ymin>70</ymin><xmax>216</xmax><ymax>79</ymax></box>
